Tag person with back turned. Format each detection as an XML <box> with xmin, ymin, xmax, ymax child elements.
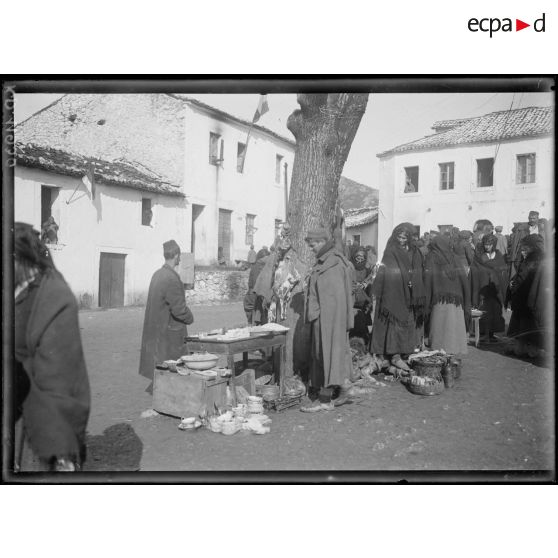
<box><xmin>139</xmin><ymin>240</ymin><xmax>194</xmax><ymax>389</ymax></box>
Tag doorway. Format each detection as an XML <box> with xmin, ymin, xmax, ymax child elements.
<box><xmin>191</xmin><ymin>204</ymin><xmax>204</xmax><ymax>254</ymax></box>
<box><xmin>218</xmin><ymin>208</ymin><xmax>232</xmax><ymax>263</ymax></box>
<box><xmin>99</xmin><ymin>252</ymin><xmax>126</xmax><ymax>307</ymax></box>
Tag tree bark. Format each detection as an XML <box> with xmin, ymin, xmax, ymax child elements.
<box><xmin>281</xmin><ymin>93</ymin><xmax>368</xmax><ymax>382</ymax></box>
<box><xmin>287</xmin><ymin>93</ymin><xmax>369</xmax><ymax>266</ymax></box>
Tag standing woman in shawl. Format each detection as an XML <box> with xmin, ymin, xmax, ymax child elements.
<box><xmin>424</xmin><ymin>235</ymin><xmax>470</xmax><ymax>355</ymax></box>
<box><xmin>470</xmin><ymin>233</ymin><xmax>508</xmax><ymax>342</ymax></box>
<box><xmin>506</xmin><ymin>235</ymin><xmax>545</xmax><ymax>357</ymax></box>
<box><xmin>350</xmin><ymin>246</ymin><xmax>374</xmax><ymax>343</ymax></box>
<box><xmin>371</xmin><ymin>222</ymin><xmax>425</xmax><ymax>370</ymax></box>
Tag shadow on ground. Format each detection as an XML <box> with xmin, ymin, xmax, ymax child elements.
<box><xmin>84</xmin><ymin>423</ymin><xmax>143</xmax><ymax>472</ymax></box>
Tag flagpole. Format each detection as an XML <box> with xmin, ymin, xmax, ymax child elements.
<box><xmin>239</xmin><ymin>122</ymin><xmax>254</xmax><ymax>174</ymax></box>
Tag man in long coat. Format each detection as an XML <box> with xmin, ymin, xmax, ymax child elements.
<box><xmin>304</xmin><ymin>228</ymin><xmax>353</xmax><ymax>406</ymax></box>
<box><xmin>139</xmin><ymin>240</ymin><xmax>194</xmax><ymax>382</ymax></box>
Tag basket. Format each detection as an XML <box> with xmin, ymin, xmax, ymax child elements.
<box><xmin>258</xmin><ymin>384</ymin><xmax>280</xmax><ymax>401</ymax></box>
<box><xmin>405</xmin><ymin>375</ymin><xmax>445</xmax><ymax>396</ymax></box>
<box><xmin>410</xmin><ymin>360</ymin><xmax>444</xmax><ymax>378</ymax></box>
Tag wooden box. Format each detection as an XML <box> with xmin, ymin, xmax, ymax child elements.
<box><xmin>153</xmin><ymin>369</ymin><xmax>228</xmax><ymax>418</ymax></box>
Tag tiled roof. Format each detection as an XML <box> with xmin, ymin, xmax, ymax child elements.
<box><xmin>168</xmin><ymin>94</ymin><xmax>296</xmax><ymax>147</ymax></box>
<box><xmin>430</xmin><ymin>118</ymin><xmax>474</xmax><ymax>132</ymax></box>
<box><xmin>15</xmin><ymin>142</ymin><xmax>185</xmax><ymax>197</ymax></box>
<box><xmin>378</xmin><ymin>106</ymin><xmax>554</xmax><ymax>157</ymax></box>
<box><xmin>344</xmin><ymin>206</ymin><xmax>378</xmax><ymax>228</ymax></box>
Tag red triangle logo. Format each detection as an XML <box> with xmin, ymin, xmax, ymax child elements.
<box><xmin>516</xmin><ymin>19</ymin><xmax>530</xmax><ymax>31</ymax></box>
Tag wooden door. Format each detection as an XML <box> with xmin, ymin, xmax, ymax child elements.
<box><xmin>99</xmin><ymin>252</ymin><xmax>126</xmax><ymax>307</ymax></box>
<box><xmin>218</xmin><ymin>209</ymin><xmax>232</xmax><ymax>262</ymax></box>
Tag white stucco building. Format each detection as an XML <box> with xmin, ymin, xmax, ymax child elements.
<box><xmin>14</xmin><ymin>94</ymin><xmax>295</xmax><ymax>306</ymax></box>
<box><xmin>376</xmin><ymin>106</ymin><xmax>554</xmax><ymax>257</ymax></box>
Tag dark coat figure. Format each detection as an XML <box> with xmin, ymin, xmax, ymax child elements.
<box><xmin>371</xmin><ymin>222</ymin><xmax>425</xmax><ymax>359</ymax></box>
<box><xmin>139</xmin><ymin>242</ymin><xmax>193</xmax><ymax>379</ymax></box>
<box><xmin>470</xmin><ymin>233</ymin><xmax>507</xmax><ymax>338</ymax></box>
<box><xmin>508</xmin><ymin>213</ymin><xmax>548</xmax><ymax>280</ymax></box>
<box><xmin>350</xmin><ymin>247</ymin><xmax>373</xmax><ymax>342</ymax></box>
<box><xmin>506</xmin><ymin>235</ymin><xmax>545</xmax><ymax>353</ymax></box>
<box><xmin>14</xmin><ymin>222</ymin><xmax>90</xmax><ymax>471</ymax></box>
<box><xmin>305</xmin><ymin>230</ymin><xmax>354</xmax><ymax>390</ymax></box>
<box><xmin>424</xmin><ymin>235</ymin><xmax>469</xmax><ymax>355</ymax></box>
<box><xmin>244</xmin><ymin>248</ymin><xmax>270</xmax><ymax>324</ymax></box>
<box><xmin>453</xmin><ymin>230</ymin><xmax>475</xmax><ymax>276</ymax></box>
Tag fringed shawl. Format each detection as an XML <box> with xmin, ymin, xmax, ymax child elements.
<box><xmin>425</xmin><ymin>235</ymin><xmax>469</xmax><ymax>312</ymax></box>
<box><xmin>372</xmin><ymin>222</ymin><xmax>425</xmax><ymax>326</ymax></box>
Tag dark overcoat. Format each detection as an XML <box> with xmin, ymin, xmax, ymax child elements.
<box><xmin>14</xmin><ymin>270</ymin><xmax>91</xmax><ymax>463</ymax></box>
<box><xmin>306</xmin><ymin>247</ymin><xmax>354</xmax><ymax>388</ymax></box>
<box><xmin>139</xmin><ymin>264</ymin><xmax>193</xmax><ymax>379</ymax></box>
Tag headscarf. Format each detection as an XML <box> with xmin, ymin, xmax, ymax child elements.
<box><xmin>15</xmin><ymin>222</ymin><xmax>55</xmax><ymax>275</ymax></box>
<box><xmin>428</xmin><ymin>235</ymin><xmax>458</xmax><ymax>281</ymax></box>
<box><xmin>256</xmin><ymin>248</ymin><xmax>270</xmax><ymax>260</ymax></box>
<box><xmin>372</xmin><ymin>222</ymin><xmax>425</xmax><ymax>325</ymax></box>
<box><xmin>351</xmin><ymin>246</ymin><xmax>368</xmax><ymax>271</ymax></box>
<box><xmin>520</xmin><ymin>234</ymin><xmax>544</xmax><ymax>255</ymax></box>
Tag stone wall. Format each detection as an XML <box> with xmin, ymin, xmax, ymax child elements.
<box><xmin>185</xmin><ymin>268</ymin><xmax>249</xmax><ymax>305</ymax></box>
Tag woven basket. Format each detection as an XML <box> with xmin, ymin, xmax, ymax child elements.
<box><xmin>411</xmin><ymin>360</ymin><xmax>444</xmax><ymax>378</ymax></box>
<box><xmin>405</xmin><ymin>376</ymin><xmax>444</xmax><ymax>396</ymax></box>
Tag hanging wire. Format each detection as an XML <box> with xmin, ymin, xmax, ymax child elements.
<box><xmin>492</xmin><ymin>93</ymin><xmax>516</xmax><ymax>171</ymax></box>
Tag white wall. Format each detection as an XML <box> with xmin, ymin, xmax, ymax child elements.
<box><xmin>182</xmin><ymin>104</ymin><xmax>294</xmax><ymax>264</ymax></box>
<box><xmin>14</xmin><ymin>166</ymin><xmax>189</xmax><ymax>306</ymax></box>
<box><xmin>377</xmin><ymin>135</ymin><xmax>554</xmax><ymax>258</ymax></box>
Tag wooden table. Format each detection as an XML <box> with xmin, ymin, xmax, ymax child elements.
<box><xmin>186</xmin><ymin>331</ymin><xmax>287</xmax><ymax>389</ymax></box>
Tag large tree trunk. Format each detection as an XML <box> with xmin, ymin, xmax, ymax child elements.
<box><xmin>280</xmin><ymin>93</ymin><xmax>368</xmax><ymax>383</ymax></box>
<box><xmin>287</xmin><ymin>93</ymin><xmax>369</xmax><ymax>266</ymax></box>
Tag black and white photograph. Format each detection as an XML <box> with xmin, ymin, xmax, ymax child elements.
<box><xmin>2</xmin><ymin>78</ymin><xmax>555</xmax><ymax>479</ymax></box>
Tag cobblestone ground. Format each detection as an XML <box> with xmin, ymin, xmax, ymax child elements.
<box><xmin>79</xmin><ymin>304</ymin><xmax>555</xmax><ymax>477</ymax></box>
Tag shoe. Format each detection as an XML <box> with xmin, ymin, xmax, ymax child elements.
<box><xmin>391</xmin><ymin>356</ymin><xmax>411</xmax><ymax>371</ymax></box>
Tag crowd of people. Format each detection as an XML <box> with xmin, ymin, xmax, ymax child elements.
<box><xmin>11</xmin><ymin>209</ymin><xmax>553</xmax><ymax>470</ymax></box>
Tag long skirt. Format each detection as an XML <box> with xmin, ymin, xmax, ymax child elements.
<box><xmin>370</xmin><ymin>307</ymin><xmax>422</xmax><ymax>356</ymax></box>
<box><xmin>428</xmin><ymin>302</ymin><xmax>468</xmax><ymax>355</ymax></box>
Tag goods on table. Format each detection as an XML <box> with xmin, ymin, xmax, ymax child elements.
<box><xmin>251</xmin><ymin>323</ymin><xmax>289</xmax><ymax>332</ymax></box>
<box><xmin>180</xmin><ymin>352</ymin><xmax>219</xmax><ymax>370</ymax></box>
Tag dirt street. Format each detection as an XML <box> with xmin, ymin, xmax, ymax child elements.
<box><xmin>80</xmin><ymin>304</ymin><xmax>554</xmax><ymax>475</ymax></box>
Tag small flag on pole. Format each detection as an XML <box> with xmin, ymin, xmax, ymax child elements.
<box><xmin>252</xmin><ymin>94</ymin><xmax>269</xmax><ymax>123</ymax></box>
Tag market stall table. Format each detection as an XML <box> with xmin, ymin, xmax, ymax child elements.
<box><xmin>186</xmin><ymin>331</ymin><xmax>287</xmax><ymax>391</ymax></box>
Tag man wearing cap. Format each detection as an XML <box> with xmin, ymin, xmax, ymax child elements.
<box><xmin>303</xmin><ymin>227</ymin><xmax>354</xmax><ymax>409</ymax></box>
<box><xmin>494</xmin><ymin>226</ymin><xmax>508</xmax><ymax>257</ymax></box>
<box><xmin>139</xmin><ymin>240</ymin><xmax>194</xmax><ymax>384</ymax></box>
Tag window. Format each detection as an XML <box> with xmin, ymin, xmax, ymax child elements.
<box><xmin>237</xmin><ymin>142</ymin><xmax>246</xmax><ymax>173</ymax></box>
<box><xmin>439</xmin><ymin>162</ymin><xmax>455</xmax><ymax>190</ymax></box>
<box><xmin>141</xmin><ymin>198</ymin><xmax>152</xmax><ymax>226</ymax></box>
<box><xmin>404</xmin><ymin>166</ymin><xmax>419</xmax><ymax>193</ymax></box>
<box><xmin>209</xmin><ymin>132</ymin><xmax>224</xmax><ymax>165</ymax></box>
<box><xmin>246</xmin><ymin>214</ymin><xmax>256</xmax><ymax>245</ymax></box>
<box><xmin>275</xmin><ymin>154</ymin><xmax>283</xmax><ymax>183</ymax></box>
<box><xmin>516</xmin><ymin>153</ymin><xmax>536</xmax><ymax>184</ymax></box>
<box><xmin>352</xmin><ymin>234</ymin><xmax>361</xmax><ymax>246</ymax></box>
<box><xmin>476</xmin><ymin>158</ymin><xmax>494</xmax><ymax>187</ymax></box>
<box><xmin>274</xmin><ymin>219</ymin><xmax>283</xmax><ymax>239</ymax></box>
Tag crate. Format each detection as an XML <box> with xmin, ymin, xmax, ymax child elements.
<box><xmin>153</xmin><ymin>369</ymin><xmax>228</xmax><ymax>418</ymax></box>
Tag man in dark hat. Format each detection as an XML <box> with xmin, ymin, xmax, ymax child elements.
<box><xmin>302</xmin><ymin>227</ymin><xmax>354</xmax><ymax>411</ymax></box>
<box><xmin>139</xmin><ymin>240</ymin><xmax>194</xmax><ymax>386</ymax></box>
